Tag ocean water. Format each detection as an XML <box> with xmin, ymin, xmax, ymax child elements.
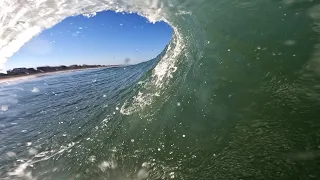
<box><xmin>1</xmin><ymin>0</ymin><xmax>320</xmax><ymax>179</ymax></box>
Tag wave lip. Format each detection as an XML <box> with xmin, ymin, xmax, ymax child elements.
<box><xmin>0</xmin><ymin>0</ymin><xmax>171</xmax><ymax>71</ymax></box>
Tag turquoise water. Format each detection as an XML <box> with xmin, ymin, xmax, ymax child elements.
<box><xmin>1</xmin><ymin>0</ymin><xmax>320</xmax><ymax>179</ymax></box>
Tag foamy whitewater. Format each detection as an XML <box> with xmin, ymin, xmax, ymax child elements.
<box><xmin>1</xmin><ymin>0</ymin><xmax>320</xmax><ymax>179</ymax></box>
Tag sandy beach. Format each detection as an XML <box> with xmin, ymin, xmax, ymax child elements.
<box><xmin>0</xmin><ymin>67</ymin><xmax>105</xmax><ymax>84</ymax></box>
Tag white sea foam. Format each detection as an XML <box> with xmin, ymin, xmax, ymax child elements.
<box><xmin>120</xmin><ymin>25</ymin><xmax>187</xmax><ymax>115</ymax></box>
<box><xmin>5</xmin><ymin>141</ymin><xmax>78</xmax><ymax>179</ymax></box>
<box><xmin>7</xmin><ymin>162</ymin><xmax>34</xmax><ymax>180</ymax></box>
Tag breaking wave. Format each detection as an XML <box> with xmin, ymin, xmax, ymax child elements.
<box><xmin>1</xmin><ymin>0</ymin><xmax>320</xmax><ymax>179</ymax></box>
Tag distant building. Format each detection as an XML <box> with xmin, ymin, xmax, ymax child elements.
<box><xmin>6</xmin><ymin>68</ymin><xmax>40</xmax><ymax>75</ymax></box>
<box><xmin>37</xmin><ymin>66</ymin><xmax>53</xmax><ymax>72</ymax></box>
<box><xmin>26</xmin><ymin>68</ymin><xmax>39</xmax><ymax>74</ymax></box>
<box><xmin>1</xmin><ymin>64</ymin><xmax>106</xmax><ymax>79</ymax></box>
<box><xmin>70</xmin><ymin>65</ymin><xmax>79</xmax><ymax>69</ymax></box>
<box><xmin>7</xmin><ymin>68</ymin><xmax>27</xmax><ymax>75</ymax></box>
<box><xmin>0</xmin><ymin>73</ymin><xmax>8</xmax><ymax>78</ymax></box>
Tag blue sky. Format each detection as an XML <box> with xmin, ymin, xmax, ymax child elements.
<box><xmin>5</xmin><ymin>11</ymin><xmax>173</xmax><ymax>70</ymax></box>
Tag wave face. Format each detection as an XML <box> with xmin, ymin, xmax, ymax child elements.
<box><xmin>1</xmin><ymin>0</ymin><xmax>320</xmax><ymax>179</ymax></box>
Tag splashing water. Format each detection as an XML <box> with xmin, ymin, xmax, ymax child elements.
<box><xmin>1</xmin><ymin>0</ymin><xmax>320</xmax><ymax>179</ymax></box>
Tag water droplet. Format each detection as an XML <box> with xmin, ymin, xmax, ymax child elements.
<box><xmin>28</xmin><ymin>148</ymin><xmax>38</xmax><ymax>155</ymax></box>
<box><xmin>88</xmin><ymin>155</ymin><xmax>96</xmax><ymax>162</ymax></box>
<box><xmin>99</xmin><ymin>161</ymin><xmax>111</xmax><ymax>172</ymax></box>
<box><xmin>137</xmin><ymin>168</ymin><xmax>149</xmax><ymax>180</ymax></box>
<box><xmin>31</xmin><ymin>87</ymin><xmax>40</xmax><ymax>93</ymax></box>
<box><xmin>284</xmin><ymin>40</ymin><xmax>296</xmax><ymax>46</ymax></box>
<box><xmin>1</xmin><ymin>105</ymin><xmax>8</xmax><ymax>111</ymax></box>
<box><xmin>110</xmin><ymin>160</ymin><xmax>117</xmax><ymax>169</ymax></box>
<box><xmin>142</xmin><ymin>162</ymin><xmax>150</xmax><ymax>168</ymax></box>
<box><xmin>169</xmin><ymin>172</ymin><xmax>175</xmax><ymax>179</ymax></box>
<box><xmin>6</xmin><ymin>151</ymin><xmax>16</xmax><ymax>158</ymax></box>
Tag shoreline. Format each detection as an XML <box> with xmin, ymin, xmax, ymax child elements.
<box><xmin>0</xmin><ymin>67</ymin><xmax>105</xmax><ymax>84</ymax></box>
